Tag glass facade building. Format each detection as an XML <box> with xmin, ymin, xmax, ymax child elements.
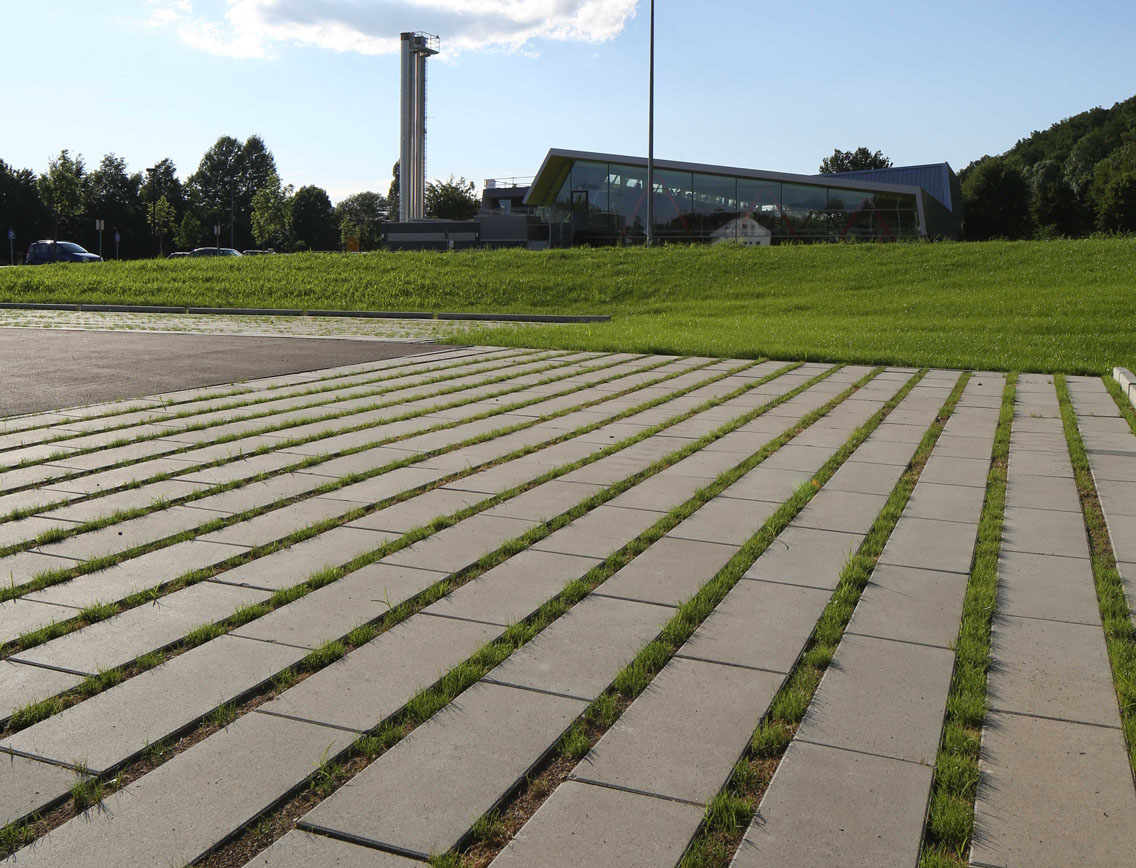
<box><xmin>525</xmin><ymin>150</ymin><xmax>962</xmax><ymax>247</ymax></box>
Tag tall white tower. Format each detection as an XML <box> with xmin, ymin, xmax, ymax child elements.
<box><xmin>399</xmin><ymin>32</ymin><xmax>439</xmax><ymax>223</ymax></box>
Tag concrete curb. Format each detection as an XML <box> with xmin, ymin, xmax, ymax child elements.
<box><xmin>0</xmin><ymin>302</ymin><xmax>610</xmax><ymax>324</ymax></box>
<box><xmin>1112</xmin><ymin>367</ymin><xmax>1136</xmax><ymax>409</ymax></box>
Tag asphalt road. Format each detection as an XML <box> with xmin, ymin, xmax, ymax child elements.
<box><xmin>0</xmin><ymin>329</ymin><xmax>457</xmax><ymax>417</ymax></box>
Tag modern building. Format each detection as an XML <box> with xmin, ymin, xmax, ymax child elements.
<box><xmin>384</xmin><ymin>149</ymin><xmax>963</xmax><ymax>250</ymax></box>
<box><xmin>521</xmin><ymin>149</ymin><xmax>963</xmax><ymax>246</ymax></box>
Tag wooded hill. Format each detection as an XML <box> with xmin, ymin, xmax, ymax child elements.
<box><xmin>961</xmin><ymin>94</ymin><xmax>1136</xmax><ymax>239</ymax></box>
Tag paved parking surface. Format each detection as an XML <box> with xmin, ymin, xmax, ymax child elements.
<box><xmin>0</xmin><ymin>328</ymin><xmax>452</xmax><ymax>416</ymax></box>
<box><xmin>0</xmin><ymin>348</ymin><xmax>1133</xmax><ymax>868</ymax></box>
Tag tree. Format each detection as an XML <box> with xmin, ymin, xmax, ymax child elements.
<box><xmin>1088</xmin><ymin>142</ymin><xmax>1136</xmax><ymax>231</ymax></box>
<box><xmin>0</xmin><ymin>160</ymin><xmax>49</xmax><ymax>261</ymax></box>
<box><xmin>147</xmin><ymin>195</ymin><xmax>177</xmax><ymax>256</ymax></box>
<box><xmin>961</xmin><ymin>156</ymin><xmax>1033</xmax><ymax>240</ymax></box>
<box><xmin>251</xmin><ymin>172</ymin><xmax>293</xmax><ymax>249</ymax></box>
<box><xmin>175</xmin><ymin>211</ymin><xmax>205</xmax><ymax>251</ymax></box>
<box><xmin>139</xmin><ymin>158</ymin><xmax>185</xmax><ymax>218</ymax></box>
<box><xmin>85</xmin><ymin>154</ymin><xmax>144</xmax><ymax>258</ymax></box>
<box><xmin>388</xmin><ymin>160</ymin><xmax>400</xmax><ymax>221</ymax></box>
<box><xmin>38</xmin><ymin>150</ymin><xmax>85</xmax><ymax>238</ymax></box>
<box><xmin>334</xmin><ymin>191</ymin><xmax>387</xmax><ymax>250</ymax></box>
<box><xmin>291</xmin><ymin>185</ymin><xmax>338</xmax><ymax>250</ymax></box>
<box><xmin>425</xmin><ymin>176</ymin><xmax>480</xmax><ymax>220</ymax></box>
<box><xmin>1097</xmin><ymin>171</ymin><xmax>1136</xmax><ymax>233</ymax></box>
<box><xmin>819</xmin><ymin>147</ymin><xmax>893</xmax><ymax>174</ymax></box>
<box><xmin>186</xmin><ymin>134</ymin><xmax>278</xmax><ymax>250</ymax></box>
<box><xmin>1030</xmin><ymin>160</ymin><xmax>1082</xmax><ymax>237</ymax></box>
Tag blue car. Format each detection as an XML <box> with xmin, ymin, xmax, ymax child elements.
<box><xmin>25</xmin><ymin>240</ymin><xmax>103</xmax><ymax>265</ymax></box>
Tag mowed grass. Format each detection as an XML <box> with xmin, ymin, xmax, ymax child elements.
<box><xmin>1</xmin><ymin>238</ymin><xmax>1134</xmax><ymax>372</ymax></box>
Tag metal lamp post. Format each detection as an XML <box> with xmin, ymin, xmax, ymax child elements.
<box><xmin>228</xmin><ymin>177</ymin><xmax>235</xmax><ymax>249</ymax></box>
<box><xmin>645</xmin><ymin>0</ymin><xmax>655</xmax><ymax>248</ymax></box>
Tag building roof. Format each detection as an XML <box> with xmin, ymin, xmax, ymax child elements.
<box><xmin>821</xmin><ymin>164</ymin><xmax>959</xmax><ymax>213</ymax></box>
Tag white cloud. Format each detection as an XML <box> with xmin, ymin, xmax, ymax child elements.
<box><xmin>146</xmin><ymin>0</ymin><xmax>639</xmax><ymax>60</ymax></box>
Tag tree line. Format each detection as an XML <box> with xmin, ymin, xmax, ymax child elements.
<box><xmin>0</xmin><ymin>135</ymin><xmax>482</xmax><ymax>263</ymax></box>
<box><xmin>961</xmin><ymin>93</ymin><xmax>1136</xmax><ymax>239</ymax></box>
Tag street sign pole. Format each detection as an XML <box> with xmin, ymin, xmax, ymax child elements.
<box><xmin>114</xmin><ymin>230</ymin><xmax>120</xmax><ymax>261</ymax></box>
<box><xmin>96</xmin><ymin>219</ymin><xmax>104</xmax><ymax>258</ymax></box>
<box><xmin>7</xmin><ymin>229</ymin><xmax>14</xmax><ymax>266</ymax></box>
<box><xmin>214</xmin><ymin>224</ymin><xmax>221</xmax><ymax>251</ymax></box>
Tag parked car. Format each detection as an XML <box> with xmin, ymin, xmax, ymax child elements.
<box><xmin>241</xmin><ymin>249</ymin><xmax>275</xmax><ymax>256</ymax></box>
<box><xmin>188</xmin><ymin>247</ymin><xmax>242</xmax><ymax>257</ymax></box>
<box><xmin>167</xmin><ymin>251</ymin><xmax>190</xmax><ymax>259</ymax></box>
<box><xmin>25</xmin><ymin>240</ymin><xmax>102</xmax><ymax>265</ymax></box>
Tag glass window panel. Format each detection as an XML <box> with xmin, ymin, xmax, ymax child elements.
<box><xmin>738</xmin><ymin>179</ymin><xmax>780</xmax><ymax>212</ymax></box>
<box><xmin>874</xmin><ymin>191</ymin><xmax>917</xmax><ymax>210</ymax></box>
<box><xmin>608</xmin><ymin>162</ymin><xmax>648</xmax><ymax>241</ymax></box>
<box><xmin>651</xmin><ymin>169</ymin><xmax>693</xmax><ymax>237</ymax></box>
<box><xmin>782</xmin><ymin>183</ymin><xmax>827</xmax><ymax>212</ymax></box>
<box><xmin>781</xmin><ymin>183</ymin><xmax>827</xmax><ymax>239</ymax></box>
<box><xmin>571</xmin><ymin>160</ymin><xmax>608</xmax><ymax>214</ymax></box>
<box><xmin>827</xmin><ymin>187</ymin><xmax>874</xmax><ymax>212</ymax></box>
<box><xmin>693</xmin><ymin>173</ymin><xmax>737</xmax><ymax>213</ymax></box>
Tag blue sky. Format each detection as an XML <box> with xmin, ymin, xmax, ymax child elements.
<box><xmin>6</xmin><ymin>1</ymin><xmax>1135</xmax><ymax>202</ymax></box>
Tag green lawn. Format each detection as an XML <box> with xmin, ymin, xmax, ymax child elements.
<box><xmin>2</xmin><ymin>238</ymin><xmax>1133</xmax><ymax>373</ymax></box>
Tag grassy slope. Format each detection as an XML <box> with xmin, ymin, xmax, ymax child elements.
<box><xmin>1</xmin><ymin>238</ymin><xmax>1133</xmax><ymax>373</ymax></box>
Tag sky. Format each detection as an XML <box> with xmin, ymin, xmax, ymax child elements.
<box><xmin>4</xmin><ymin>0</ymin><xmax>1136</xmax><ymax>202</ymax></box>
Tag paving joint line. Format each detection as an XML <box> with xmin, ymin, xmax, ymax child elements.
<box><xmin>566</xmin><ymin>776</ymin><xmax>706</xmax><ymax>809</ymax></box>
<box><xmin>841</xmin><ymin>630</ymin><xmax>952</xmax><ymax>651</ymax></box>
<box><xmin>479</xmin><ymin>679</ymin><xmax>593</xmax><ymax>704</ymax></box>
<box><xmin>793</xmin><ymin>737</ymin><xmax>934</xmax><ymax>767</ymax></box>
<box><xmin>985</xmin><ymin>705</ymin><xmax>1123</xmax><ymax>731</ymax></box>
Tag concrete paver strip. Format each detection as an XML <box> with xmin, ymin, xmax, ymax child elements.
<box><xmin>971</xmin><ymin>712</ymin><xmax>1136</xmax><ymax>867</ymax></box>
<box><xmin>258</xmin><ymin>615</ymin><xmax>502</xmax><ymax>733</ymax></box>
<box><xmin>1</xmin><ymin>635</ymin><xmax>306</xmax><ymax>774</ymax></box>
<box><xmin>0</xmin><ymin>659</ymin><xmax>85</xmax><ymax>725</ymax></box>
<box><xmin>1068</xmin><ymin>375</ymin><xmax>1136</xmax><ymax>615</ymax></box>
<box><xmin>8</xmin><ymin>581</ymin><xmax>269</xmax><ymax>675</ymax></box>
<box><xmin>422</xmin><ymin>549</ymin><xmax>603</xmax><ymax>625</ymax></box>
<box><xmin>987</xmin><ymin>613</ymin><xmax>1121</xmax><ymax>725</ymax></box>
<box><xmin>971</xmin><ymin>378</ymin><xmax>1136</xmax><ymax>868</ymax></box>
<box><xmin>299</xmin><ymin>683</ymin><xmax>588</xmax><ymax>859</ymax></box>
<box><xmin>573</xmin><ymin>656</ymin><xmax>784</xmax><ymax>804</ymax></box>
<box><xmin>489</xmin><ymin>780</ymin><xmax>705</xmax><ymax>868</ymax></box>
<box><xmin>593</xmin><ymin>536</ymin><xmax>737</xmax><ymax>606</ymax></box>
<box><xmin>0</xmin><ymin>712</ymin><xmax>357</xmax><ymax>868</ymax></box>
<box><xmin>728</xmin><ymin>374</ymin><xmax>998</xmax><ymax>867</ymax></box>
<box><xmin>793</xmin><ymin>632</ymin><xmax>956</xmax><ymax>764</ymax></box>
<box><xmin>734</xmin><ymin>739</ymin><xmax>933</xmax><ymax>868</ymax></box>
<box><xmin>0</xmin><ymin>752</ymin><xmax>79</xmax><ymax>828</ymax></box>
<box><xmin>229</xmin><ymin>563</ymin><xmax>447</xmax><ymax>650</ymax></box>
<box><xmin>845</xmin><ymin>564</ymin><xmax>969</xmax><ymax>648</ymax></box>
<box><xmin>484</xmin><ymin>595</ymin><xmax>672</xmax><ymax>700</ymax></box>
